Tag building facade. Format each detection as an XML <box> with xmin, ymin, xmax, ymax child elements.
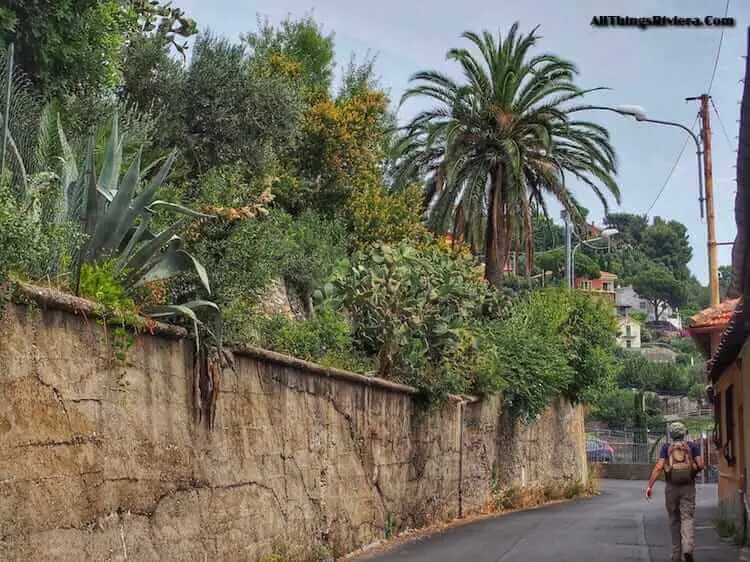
<box><xmin>616</xmin><ymin>285</ymin><xmax>683</xmax><ymax>331</ymax></box>
<box><xmin>688</xmin><ymin>298</ymin><xmax>743</xmax><ymax>527</ymax></box>
<box><xmin>575</xmin><ymin>271</ymin><xmax>617</xmax><ymax>302</ymax></box>
<box><xmin>616</xmin><ymin>315</ymin><xmax>642</xmax><ymax>349</ymax></box>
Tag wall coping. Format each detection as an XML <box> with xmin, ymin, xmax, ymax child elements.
<box><xmin>9</xmin><ymin>281</ymin><xmax>189</xmax><ymax>339</ymax></box>
<box><xmin>6</xmin><ymin>281</ymin><xmax>481</xmax><ymax>401</ymax></box>
<box><xmin>233</xmin><ymin>344</ymin><xmax>419</xmax><ymax>395</ymax></box>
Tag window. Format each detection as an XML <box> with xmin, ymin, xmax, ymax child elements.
<box><xmin>640</xmin><ymin>302</ymin><xmax>647</xmax><ymax>310</ymax></box>
<box><xmin>625</xmin><ymin>325</ymin><xmax>632</xmax><ymax>337</ymax></box>
<box><xmin>626</xmin><ymin>340</ymin><xmax>631</xmax><ymax>348</ymax></box>
<box><xmin>714</xmin><ymin>389</ymin><xmax>722</xmax><ymax>449</ymax></box>
<box><xmin>725</xmin><ymin>385</ymin><xmax>736</xmax><ymax>465</ymax></box>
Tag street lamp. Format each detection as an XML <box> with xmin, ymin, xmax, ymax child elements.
<box><xmin>570</xmin><ymin>228</ymin><xmax>619</xmax><ymax>289</ymax></box>
<box><xmin>573</xmin><ymin>104</ymin><xmax>704</xmax><ymax>216</ymax></box>
<box><xmin>573</xmin><ymin>103</ymin><xmax>719</xmax><ymax>306</ymax></box>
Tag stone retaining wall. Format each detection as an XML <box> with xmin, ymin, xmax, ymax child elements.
<box><xmin>0</xmin><ymin>295</ymin><xmax>587</xmax><ymax>561</ymax></box>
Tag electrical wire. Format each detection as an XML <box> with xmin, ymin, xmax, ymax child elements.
<box><xmin>643</xmin><ymin>0</ymin><xmax>729</xmax><ymax>215</ymax></box>
<box><xmin>711</xmin><ymin>97</ymin><xmax>735</xmax><ymax>151</ymax></box>
<box><xmin>706</xmin><ymin>0</ymin><xmax>731</xmax><ymax>95</ymax></box>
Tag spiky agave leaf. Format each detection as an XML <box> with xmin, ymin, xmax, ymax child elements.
<box><xmin>133</xmin><ymin>244</ymin><xmax>211</xmax><ymax>295</ymax></box>
<box><xmin>144</xmin><ymin>300</ymin><xmax>222</xmax><ymax>349</ymax></box>
<box><xmin>143</xmin><ymin>303</ymin><xmax>204</xmax><ymax>352</ymax></box>
<box><xmin>89</xmin><ymin>149</ymin><xmax>142</xmax><ymax>260</ymax></box>
<box><xmin>57</xmin><ymin>114</ymin><xmax>80</xmax><ymax>223</ymax></box>
<box><xmin>122</xmin><ymin>225</ymin><xmax>187</xmax><ymax>282</ymax></box>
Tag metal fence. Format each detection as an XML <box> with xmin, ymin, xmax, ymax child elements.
<box><xmin>586</xmin><ymin>425</ymin><xmax>720</xmax><ymax>483</ymax></box>
<box><xmin>587</xmin><ymin>427</ymin><xmax>665</xmax><ymax>465</ymax></box>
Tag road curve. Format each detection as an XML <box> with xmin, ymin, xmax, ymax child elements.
<box><xmin>353</xmin><ymin>480</ymin><xmax>743</xmax><ymax>562</ymax></box>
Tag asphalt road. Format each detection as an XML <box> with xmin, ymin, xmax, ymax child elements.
<box><xmin>354</xmin><ymin>480</ymin><xmax>745</xmax><ymax>562</ymax></box>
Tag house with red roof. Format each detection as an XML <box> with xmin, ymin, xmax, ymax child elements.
<box><xmin>574</xmin><ymin>271</ymin><xmax>617</xmax><ymax>303</ymax></box>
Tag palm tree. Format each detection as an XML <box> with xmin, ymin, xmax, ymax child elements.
<box><xmin>391</xmin><ymin>24</ymin><xmax>620</xmax><ymax>287</ymax></box>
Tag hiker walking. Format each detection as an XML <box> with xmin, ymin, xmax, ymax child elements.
<box><xmin>646</xmin><ymin>422</ymin><xmax>704</xmax><ymax>562</ymax></box>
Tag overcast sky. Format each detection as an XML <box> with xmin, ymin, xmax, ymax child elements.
<box><xmin>179</xmin><ymin>0</ymin><xmax>750</xmax><ymax>284</ymax></box>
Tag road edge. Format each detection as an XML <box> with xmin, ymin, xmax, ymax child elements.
<box><xmin>341</xmin><ymin>493</ymin><xmax>597</xmax><ymax>561</ymax></box>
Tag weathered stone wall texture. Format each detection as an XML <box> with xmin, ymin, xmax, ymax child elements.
<box><xmin>0</xmin><ymin>303</ymin><xmax>587</xmax><ymax>561</ymax></box>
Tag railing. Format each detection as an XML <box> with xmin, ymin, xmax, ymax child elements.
<box><xmin>587</xmin><ymin>426</ymin><xmax>721</xmax><ymax>482</ymax></box>
<box><xmin>587</xmin><ymin>428</ymin><xmax>663</xmax><ymax>465</ymax></box>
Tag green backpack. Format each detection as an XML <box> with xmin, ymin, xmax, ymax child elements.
<box><xmin>665</xmin><ymin>441</ymin><xmax>694</xmax><ymax>485</ymax></box>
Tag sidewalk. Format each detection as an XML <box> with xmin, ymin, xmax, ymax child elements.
<box><xmin>645</xmin><ymin>484</ymin><xmax>747</xmax><ymax>561</ymax></box>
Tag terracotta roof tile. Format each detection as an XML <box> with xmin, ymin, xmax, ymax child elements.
<box><xmin>707</xmin><ymin>298</ymin><xmax>747</xmax><ymax>381</ymax></box>
<box><xmin>687</xmin><ymin>298</ymin><xmax>740</xmax><ymax>329</ymax></box>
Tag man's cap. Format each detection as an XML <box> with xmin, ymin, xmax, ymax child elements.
<box><xmin>669</xmin><ymin>422</ymin><xmax>687</xmax><ymax>440</ymax></box>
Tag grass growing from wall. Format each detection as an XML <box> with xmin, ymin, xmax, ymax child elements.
<box><xmin>488</xmin><ymin>465</ymin><xmax>589</xmax><ymax>513</ymax></box>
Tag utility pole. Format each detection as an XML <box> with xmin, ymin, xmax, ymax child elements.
<box><xmin>562</xmin><ymin>209</ymin><xmax>572</xmax><ymax>289</ymax></box>
<box><xmin>687</xmin><ymin>94</ymin><xmax>720</xmax><ymax>306</ymax></box>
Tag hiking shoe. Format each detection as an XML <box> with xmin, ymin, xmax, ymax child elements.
<box><xmin>684</xmin><ymin>553</ymin><xmax>694</xmax><ymax>562</ymax></box>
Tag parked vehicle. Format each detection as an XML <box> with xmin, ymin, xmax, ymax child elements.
<box><xmin>586</xmin><ymin>436</ymin><xmax>615</xmax><ymax>463</ymax></box>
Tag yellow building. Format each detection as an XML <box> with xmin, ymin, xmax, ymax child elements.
<box><xmin>689</xmin><ymin>299</ymin><xmax>747</xmax><ymax>529</ymax></box>
<box><xmin>689</xmin><ymin>25</ymin><xmax>750</xmax><ymax>535</ymax></box>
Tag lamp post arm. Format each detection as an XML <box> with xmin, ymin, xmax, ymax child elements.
<box><xmin>581</xmin><ymin>237</ymin><xmax>605</xmax><ymax>250</ymax></box>
<box><xmin>573</xmin><ymin>105</ymin><xmax>706</xmax><ymax>219</ymax></box>
<box><xmin>639</xmin><ymin>117</ymin><xmax>700</xmax><ymax>150</ymax></box>
<box><xmin>640</xmin><ymin>117</ymin><xmax>705</xmax><ymax>217</ymax></box>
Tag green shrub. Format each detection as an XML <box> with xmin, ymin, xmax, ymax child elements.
<box><xmin>331</xmin><ymin>242</ymin><xmax>501</xmax><ymax>398</ymax></box>
<box><xmin>586</xmin><ymin>383</ymin><xmax>665</xmax><ymax>429</ymax></box>
<box><xmin>617</xmin><ymin>352</ymin><xmax>691</xmax><ymax>393</ymax></box>
<box><xmin>0</xmin><ymin>175</ymin><xmax>82</xmax><ymax>284</ymax></box>
<box><xmin>481</xmin><ymin>315</ymin><xmax>573</xmax><ymax>421</ymax></box>
<box><xmin>237</xmin><ymin>304</ymin><xmax>372</xmax><ymax>373</ymax></box>
<box><xmin>78</xmin><ymin>261</ymin><xmax>136</xmax><ymax>314</ymax></box>
<box><xmin>195</xmin><ymin>208</ymin><xmax>347</xmax><ymax>315</ymax></box>
<box><xmin>562</xmin><ymin>291</ymin><xmax>619</xmax><ymax>400</ymax></box>
<box><xmin>688</xmin><ymin>382</ymin><xmax>706</xmax><ymax>403</ymax></box>
<box><xmin>277</xmin><ymin>210</ymin><xmax>348</xmax><ymax>311</ymax></box>
<box><xmin>0</xmin><ymin>179</ymin><xmax>43</xmax><ymax>282</ymax></box>
<box><xmin>477</xmin><ymin>289</ymin><xmax>618</xmax><ymax>421</ymax></box>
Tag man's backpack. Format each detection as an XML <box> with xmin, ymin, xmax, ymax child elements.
<box><xmin>665</xmin><ymin>441</ymin><xmax>694</xmax><ymax>485</ymax></box>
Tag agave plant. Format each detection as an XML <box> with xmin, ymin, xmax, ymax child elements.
<box><xmin>54</xmin><ymin>113</ymin><xmax>225</xmax><ymax>344</ymax></box>
<box><xmin>60</xmin><ymin>116</ymin><xmax>208</xmax><ymax>291</ymax></box>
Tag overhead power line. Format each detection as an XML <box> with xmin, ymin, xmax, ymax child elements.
<box><xmin>706</xmin><ymin>0</ymin><xmax>731</xmax><ymax>95</ymax></box>
<box><xmin>644</xmin><ymin>0</ymin><xmax>729</xmax><ymax>215</ymax></box>
<box><xmin>710</xmin><ymin>97</ymin><xmax>735</xmax><ymax>151</ymax></box>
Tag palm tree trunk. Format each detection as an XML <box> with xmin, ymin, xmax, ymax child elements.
<box><xmin>524</xmin><ymin>211</ymin><xmax>533</xmax><ymax>278</ymax></box>
<box><xmin>485</xmin><ymin>166</ymin><xmax>506</xmax><ymax>287</ymax></box>
<box><xmin>503</xmin><ymin>206</ymin><xmax>513</xmax><ymax>274</ymax></box>
<box><xmin>454</xmin><ymin>203</ymin><xmax>466</xmax><ymax>246</ymax></box>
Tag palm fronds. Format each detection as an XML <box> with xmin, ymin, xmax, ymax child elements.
<box><xmin>391</xmin><ymin>23</ymin><xmax>619</xmax><ymax>285</ymax></box>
